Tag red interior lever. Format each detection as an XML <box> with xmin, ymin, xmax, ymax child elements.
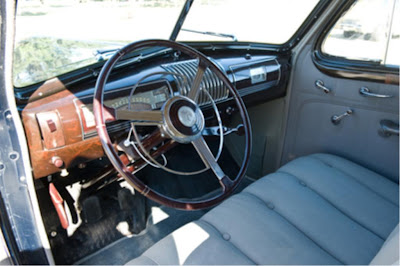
<box><xmin>49</xmin><ymin>183</ymin><xmax>69</xmax><ymax>229</ymax></box>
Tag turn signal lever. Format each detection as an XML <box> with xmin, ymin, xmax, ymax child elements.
<box><xmin>203</xmin><ymin>124</ymin><xmax>244</xmax><ymax>136</ymax></box>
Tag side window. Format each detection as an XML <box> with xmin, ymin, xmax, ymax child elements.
<box><xmin>321</xmin><ymin>0</ymin><xmax>399</xmax><ymax>66</ymax></box>
<box><xmin>386</xmin><ymin>0</ymin><xmax>399</xmax><ymax>66</ymax></box>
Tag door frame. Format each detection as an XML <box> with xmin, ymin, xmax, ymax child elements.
<box><xmin>0</xmin><ymin>0</ymin><xmax>54</xmax><ymax>264</ymax></box>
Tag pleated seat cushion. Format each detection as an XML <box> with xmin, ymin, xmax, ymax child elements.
<box><xmin>127</xmin><ymin>153</ymin><xmax>399</xmax><ymax>265</ymax></box>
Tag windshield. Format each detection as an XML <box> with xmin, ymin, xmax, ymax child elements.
<box><xmin>14</xmin><ymin>0</ymin><xmax>321</xmax><ymax>88</ymax></box>
<box><xmin>14</xmin><ymin>0</ymin><xmax>186</xmax><ymax>87</ymax></box>
<box><xmin>177</xmin><ymin>0</ymin><xmax>320</xmax><ymax>44</ymax></box>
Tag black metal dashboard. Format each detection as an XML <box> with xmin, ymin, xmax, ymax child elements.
<box><xmin>21</xmin><ymin>49</ymin><xmax>290</xmax><ymax>178</ymax></box>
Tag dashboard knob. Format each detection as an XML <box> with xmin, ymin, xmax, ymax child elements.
<box><xmin>226</xmin><ymin>106</ymin><xmax>235</xmax><ymax>115</ymax></box>
<box><xmin>51</xmin><ymin>156</ymin><xmax>64</xmax><ymax>168</ymax></box>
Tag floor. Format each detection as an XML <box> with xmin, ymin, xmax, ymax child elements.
<box><xmin>36</xmin><ymin>140</ymin><xmax>252</xmax><ymax>265</ymax></box>
<box><xmin>76</xmin><ymin>176</ymin><xmax>253</xmax><ymax>265</ymax></box>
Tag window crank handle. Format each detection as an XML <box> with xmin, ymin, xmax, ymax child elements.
<box><xmin>331</xmin><ymin>109</ymin><xmax>353</xmax><ymax>125</ymax></box>
<box><xmin>315</xmin><ymin>80</ymin><xmax>331</xmax><ymax>93</ymax></box>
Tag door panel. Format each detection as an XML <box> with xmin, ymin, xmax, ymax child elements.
<box><xmin>282</xmin><ymin>45</ymin><xmax>399</xmax><ymax>182</ymax></box>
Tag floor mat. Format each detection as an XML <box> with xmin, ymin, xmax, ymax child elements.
<box><xmin>75</xmin><ymin>206</ymin><xmax>206</xmax><ymax>265</ymax></box>
<box><xmin>75</xmin><ymin>176</ymin><xmax>254</xmax><ymax>265</ymax></box>
<box><xmin>42</xmin><ymin>182</ymin><xmax>134</xmax><ymax>265</ymax></box>
<box><xmin>38</xmin><ymin>139</ymin><xmax>248</xmax><ymax>265</ymax></box>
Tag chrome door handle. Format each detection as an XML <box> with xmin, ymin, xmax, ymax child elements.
<box><xmin>315</xmin><ymin>80</ymin><xmax>331</xmax><ymax>93</ymax></box>
<box><xmin>380</xmin><ymin>120</ymin><xmax>399</xmax><ymax>137</ymax></box>
<box><xmin>359</xmin><ymin>87</ymin><xmax>393</xmax><ymax>98</ymax></box>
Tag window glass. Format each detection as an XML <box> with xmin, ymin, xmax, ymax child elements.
<box><xmin>13</xmin><ymin>0</ymin><xmax>186</xmax><ymax>87</ymax></box>
<box><xmin>177</xmin><ymin>0</ymin><xmax>320</xmax><ymax>44</ymax></box>
<box><xmin>385</xmin><ymin>0</ymin><xmax>400</xmax><ymax>66</ymax></box>
<box><xmin>321</xmin><ymin>0</ymin><xmax>399</xmax><ymax>66</ymax></box>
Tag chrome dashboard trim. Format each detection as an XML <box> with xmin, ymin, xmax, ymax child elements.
<box><xmin>74</xmin><ymin>79</ymin><xmax>172</xmax><ymax>140</ymax></box>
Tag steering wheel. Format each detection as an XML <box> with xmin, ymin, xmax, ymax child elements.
<box><xmin>93</xmin><ymin>39</ymin><xmax>251</xmax><ymax>210</ymax></box>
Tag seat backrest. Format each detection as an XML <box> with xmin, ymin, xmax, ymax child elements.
<box><xmin>370</xmin><ymin>224</ymin><xmax>399</xmax><ymax>265</ymax></box>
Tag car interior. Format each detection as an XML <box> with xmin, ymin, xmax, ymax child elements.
<box><xmin>0</xmin><ymin>0</ymin><xmax>398</xmax><ymax>265</ymax></box>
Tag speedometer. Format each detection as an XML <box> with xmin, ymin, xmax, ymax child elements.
<box><xmin>107</xmin><ymin>85</ymin><xmax>169</xmax><ymax>110</ymax></box>
<box><xmin>76</xmin><ymin>80</ymin><xmax>172</xmax><ymax>139</ymax></box>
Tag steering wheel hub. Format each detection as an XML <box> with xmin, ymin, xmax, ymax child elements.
<box><xmin>178</xmin><ymin>106</ymin><xmax>196</xmax><ymax>127</ymax></box>
<box><xmin>162</xmin><ymin>96</ymin><xmax>205</xmax><ymax>143</ymax></box>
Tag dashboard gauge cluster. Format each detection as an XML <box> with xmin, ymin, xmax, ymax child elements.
<box><xmin>75</xmin><ymin>80</ymin><xmax>171</xmax><ymax>139</ymax></box>
<box><xmin>107</xmin><ymin>85</ymin><xmax>169</xmax><ymax>110</ymax></box>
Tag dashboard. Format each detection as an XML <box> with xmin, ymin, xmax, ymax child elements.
<box><xmin>76</xmin><ymin>80</ymin><xmax>171</xmax><ymax>139</ymax></box>
<box><xmin>20</xmin><ymin>51</ymin><xmax>290</xmax><ymax>179</ymax></box>
<box><xmin>104</xmin><ymin>85</ymin><xmax>169</xmax><ymax>110</ymax></box>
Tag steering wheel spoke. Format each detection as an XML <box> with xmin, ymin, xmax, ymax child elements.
<box><xmin>114</xmin><ymin>108</ymin><xmax>163</xmax><ymax>125</ymax></box>
<box><xmin>187</xmin><ymin>60</ymin><xmax>208</xmax><ymax>102</ymax></box>
<box><xmin>192</xmin><ymin>137</ymin><xmax>232</xmax><ymax>191</ymax></box>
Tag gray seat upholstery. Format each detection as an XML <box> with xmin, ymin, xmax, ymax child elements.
<box><xmin>128</xmin><ymin>153</ymin><xmax>399</xmax><ymax>265</ymax></box>
<box><xmin>370</xmin><ymin>224</ymin><xmax>399</xmax><ymax>265</ymax></box>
